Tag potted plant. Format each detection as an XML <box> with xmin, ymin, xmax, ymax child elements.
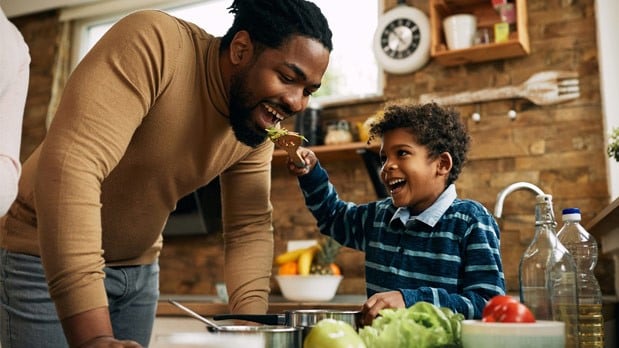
<box><xmin>608</xmin><ymin>127</ymin><xmax>619</xmax><ymax>162</ymax></box>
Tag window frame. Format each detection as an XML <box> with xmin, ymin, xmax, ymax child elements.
<box><xmin>64</xmin><ymin>0</ymin><xmax>383</xmax><ymax>104</ymax></box>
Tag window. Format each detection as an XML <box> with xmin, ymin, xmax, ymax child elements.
<box><xmin>70</xmin><ymin>0</ymin><xmax>381</xmax><ymax>103</ymax></box>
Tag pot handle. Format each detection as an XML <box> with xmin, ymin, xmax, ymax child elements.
<box><xmin>212</xmin><ymin>314</ymin><xmax>284</xmax><ymax>325</ymax></box>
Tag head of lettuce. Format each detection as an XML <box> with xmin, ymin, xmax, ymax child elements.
<box><xmin>358</xmin><ymin>301</ymin><xmax>464</xmax><ymax>348</ymax></box>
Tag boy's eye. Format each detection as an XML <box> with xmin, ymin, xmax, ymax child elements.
<box><xmin>397</xmin><ymin>149</ymin><xmax>409</xmax><ymax>157</ymax></box>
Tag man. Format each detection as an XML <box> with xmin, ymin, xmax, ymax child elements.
<box><xmin>0</xmin><ymin>5</ymin><xmax>29</xmax><ymax>216</ymax></box>
<box><xmin>0</xmin><ymin>0</ymin><xmax>332</xmax><ymax>347</ymax></box>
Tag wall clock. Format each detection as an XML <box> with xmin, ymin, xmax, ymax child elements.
<box><xmin>373</xmin><ymin>1</ymin><xmax>430</xmax><ymax>74</ymax></box>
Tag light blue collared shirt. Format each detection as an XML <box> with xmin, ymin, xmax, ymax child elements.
<box><xmin>390</xmin><ymin>184</ymin><xmax>458</xmax><ymax>228</ymax></box>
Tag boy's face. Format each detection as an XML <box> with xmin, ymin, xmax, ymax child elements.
<box><xmin>379</xmin><ymin>128</ymin><xmax>450</xmax><ymax>214</ymax></box>
<box><xmin>228</xmin><ymin>35</ymin><xmax>330</xmax><ymax>147</ymax></box>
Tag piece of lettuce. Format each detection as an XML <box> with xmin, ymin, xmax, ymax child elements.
<box><xmin>265</xmin><ymin>126</ymin><xmax>308</xmax><ymax>142</ymax></box>
<box><xmin>358</xmin><ymin>301</ymin><xmax>464</xmax><ymax>348</ymax></box>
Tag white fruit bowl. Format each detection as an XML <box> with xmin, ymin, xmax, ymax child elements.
<box><xmin>461</xmin><ymin>320</ymin><xmax>565</xmax><ymax>348</ymax></box>
<box><xmin>275</xmin><ymin>275</ymin><xmax>343</xmax><ymax>302</ymax></box>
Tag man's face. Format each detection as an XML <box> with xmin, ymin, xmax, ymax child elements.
<box><xmin>228</xmin><ymin>36</ymin><xmax>330</xmax><ymax>147</ymax></box>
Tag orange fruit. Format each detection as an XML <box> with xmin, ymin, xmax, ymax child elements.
<box><xmin>329</xmin><ymin>263</ymin><xmax>341</xmax><ymax>275</ymax></box>
<box><xmin>278</xmin><ymin>261</ymin><xmax>298</xmax><ymax>275</ymax></box>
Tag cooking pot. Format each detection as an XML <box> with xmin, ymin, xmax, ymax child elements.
<box><xmin>213</xmin><ymin>309</ymin><xmax>362</xmax><ymax>339</ymax></box>
<box><xmin>205</xmin><ymin>325</ymin><xmax>301</xmax><ymax>348</ymax></box>
<box><xmin>168</xmin><ymin>300</ymin><xmax>302</xmax><ymax>348</ymax></box>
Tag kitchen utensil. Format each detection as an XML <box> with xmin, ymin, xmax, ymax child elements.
<box><xmin>168</xmin><ymin>300</ymin><xmax>303</xmax><ymax>348</ymax></box>
<box><xmin>169</xmin><ymin>299</ymin><xmax>223</xmax><ymax>330</ymax></box>
<box><xmin>275</xmin><ymin>275</ymin><xmax>342</xmax><ymax>302</ymax></box>
<box><xmin>153</xmin><ymin>332</ymin><xmax>264</xmax><ymax>348</ymax></box>
<box><xmin>419</xmin><ymin>71</ymin><xmax>580</xmax><ymax>106</ymax></box>
<box><xmin>213</xmin><ymin>308</ymin><xmax>363</xmax><ymax>340</ymax></box>
<box><xmin>461</xmin><ymin>320</ymin><xmax>565</xmax><ymax>348</ymax></box>
<box><xmin>273</xmin><ymin>133</ymin><xmax>306</xmax><ymax>168</ymax></box>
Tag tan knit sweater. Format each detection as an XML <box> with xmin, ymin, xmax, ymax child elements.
<box><xmin>0</xmin><ymin>10</ymin><xmax>274</xmax><ymax>320</ymax></box>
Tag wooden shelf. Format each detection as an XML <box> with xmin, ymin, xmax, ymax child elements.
<box><xmin>272</xmin><ymin>142</ymin><xmax>379</xmax><ymax>164</ymax></box>
<box><xmin>430</xmin><ymin>0</ymin><xmax>530</xmax><ymax>66</ymax></box>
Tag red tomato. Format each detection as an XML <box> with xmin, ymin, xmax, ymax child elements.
<box><xmin>482</xmin><ymin>295</ymin><xmax>536</xmax><ymax>323</ymax></box>
<box><xmin>493</xmin><ymin>301</ymin><xmax>536</xmax><ymax>323</ymax></box>
<box><xmin>482</xmin><ymin>295</ymin><xmax>517</xmax><ymax>319</ymax></box>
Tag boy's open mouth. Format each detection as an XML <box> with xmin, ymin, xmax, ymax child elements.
<box><xmin>387</xmin><ymin>178</ymin><xmax>406</xmax><ymax>194</ymax></box>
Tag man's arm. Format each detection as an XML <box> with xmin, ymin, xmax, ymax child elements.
<box><xmin>36</xmin><ymin>10</ymin><xmax>180</xmax><ymax>344</ymax></box>
<box><xmin>219</xmin><ymin>143</ymin><xmax>274</xmax><ymax>314</ymax></box>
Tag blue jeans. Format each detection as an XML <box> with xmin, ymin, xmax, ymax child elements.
<box><xmin>0</xmin><ymin>248</ymin><xmax>160</xmax><ymax>348</ymax></box>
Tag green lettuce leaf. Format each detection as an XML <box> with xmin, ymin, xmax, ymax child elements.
<box><xmin>358</xmin><ymin>302</ymin><xmax>463</xmax><ymax>348</ymax></box>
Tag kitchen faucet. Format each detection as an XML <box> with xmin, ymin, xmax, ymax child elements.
<box><xmin>494</xmin><ymin>182</ymin><xmax>545</xmax><ymax>218</ymax></box>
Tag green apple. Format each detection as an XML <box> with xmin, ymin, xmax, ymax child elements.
<box><xmin>304</xmin><ymin>318</ymin><xmax>366</xmax><ymax>348</ymax></box>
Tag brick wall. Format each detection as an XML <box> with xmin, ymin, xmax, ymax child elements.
<box><xmin>13</xmin><ymin>0</ymin><xmax>613</xmax><ymax>297</ymax></box>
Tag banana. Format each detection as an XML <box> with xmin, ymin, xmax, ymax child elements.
<box><xmin>297</xmin><ymin>247</ymin><xmax>319</xmax><ymax>276</ymax></box>
<box><xmin>274</xmin><ymin>245</ymin><xmax>319</xmax><ymax>265</ymax></box>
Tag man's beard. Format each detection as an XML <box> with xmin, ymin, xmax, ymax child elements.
<box><xmin>228</xmin><ymin>70</ymin><xmax>268</xmax><ymax>148</ymax></box>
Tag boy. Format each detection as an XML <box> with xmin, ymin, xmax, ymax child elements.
<box><xmin>288</xmin><ymin>102</ymin><xmax>505</xmax><ymax>324</ymax></box>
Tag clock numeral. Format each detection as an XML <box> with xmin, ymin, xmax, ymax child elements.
<box><xmin>380</xmin><ymin>17</ymin><xmax>421</xmax><ymax>59</ymax></box>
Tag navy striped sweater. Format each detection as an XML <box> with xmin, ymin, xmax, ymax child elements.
<box><xmin>297</xmin><ymin>162</ymin><xmax>506</xmax><ymax>319</ymax></box>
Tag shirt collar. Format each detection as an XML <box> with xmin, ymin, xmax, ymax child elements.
<box><xmin>390</xmin><ymin>184</ymin><xmax>457</xmax><ymax>228</ymax></box>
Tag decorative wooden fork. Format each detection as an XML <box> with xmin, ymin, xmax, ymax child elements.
<box><xmin>272</xmin><ymin>133</ymin><xmax>306</xmax><ymax>168</ymax></box>
<box><xmin>419</xmin><ymin>71</ymin><xmax>580</xmax><ymax>106</ymax></box>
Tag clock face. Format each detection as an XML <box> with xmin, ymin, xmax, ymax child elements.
<box><xmin>373</xmin><ymin>5</ymin><xmax>430</xmax><ymax>74</ymax></box>
<box><xmin>381</xmin><ymin>18</ymin><xmax>421</xmax><ymax>59</ymax></box>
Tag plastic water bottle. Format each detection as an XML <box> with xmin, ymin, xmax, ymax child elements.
<box><xmin>519</xmin><ymin>194</ymin><xmax>579</xmax><ymax>348</ymax></box>
<box><xmin>558</xmin><ymin>208</ymin><xmax>604</xmax><ymax>348</ymax></box>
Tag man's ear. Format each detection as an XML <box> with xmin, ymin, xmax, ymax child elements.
<box><xmin>436</xmin><ymin>152</ymin><xmax>453</xmax><ymax>176</ymax></box>
<box><xmin>229</xmin><ymin>30</ymin><xmax>253</xmax><ymax>65</ymax></box>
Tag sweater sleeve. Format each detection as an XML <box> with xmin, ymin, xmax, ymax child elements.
<box><xmin>220</xmin><ymin>141</ymin><xmax>274</xmax><ymax>314</ymax></box>
<box><xmin>0</xmin><ymin>7</ymin><xmax>29</xmax><ymax>216</ymax></box>
<box><xmin>297</xmin><ymin>162</ymin><xmax>371</xmax><ymax>251</ymax></box>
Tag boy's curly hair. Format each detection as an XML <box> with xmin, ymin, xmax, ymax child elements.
<box><xmin>368</xmin><ymin>102</ymin><xmax>470</xmax><ymax>187</ymax></box>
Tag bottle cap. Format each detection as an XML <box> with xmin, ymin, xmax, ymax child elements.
<box><xmin>562</xmin><ymin>207</ymin><xmax>581</xmax><ymax>221</ymax></box>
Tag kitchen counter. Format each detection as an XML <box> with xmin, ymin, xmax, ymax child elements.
<box><xmin>157</xmin><ymin>294</ymin><xmax>366</xmax><ymax>317</ymax></box>
<box><xmin>157</xmin><ymin>294</ymin><xmax>617</xmax><ymax>347</ymax></box>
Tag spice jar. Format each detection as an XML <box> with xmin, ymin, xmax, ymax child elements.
<box><xmin>324</xmin><ymin>120</ymin><xmax>353</xmax><ymax>145</ymax></box>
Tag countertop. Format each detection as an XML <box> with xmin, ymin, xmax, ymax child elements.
<box><xmin>157</xmin><ymin>294</ymin><xmax>366</xmax><ymax>317</ymax></box>
<box><xmin>158</xmin><ymin>293</ymin><xmax>618</xmax><ymax>322</ymax></box>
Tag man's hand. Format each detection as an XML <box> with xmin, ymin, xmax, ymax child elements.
<box><xmin>63</xmin><ymin>307</ymin><xmax>143</xmax><ymax>348</ymax></box>
<box><xmin>360</xmin><ymin>291</ymin><xmax>405</xmax><ymax>326</ymax></box>
<box><xmin>78</xmin><ymin>336</ymin><xmax>142</xmax><ymax>348</ymax></box>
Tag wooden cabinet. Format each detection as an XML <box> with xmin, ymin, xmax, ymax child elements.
<box><xmin>430</xmin><ymin>0</ymin><xmax>530</xmax><ymax>66</ymax></box>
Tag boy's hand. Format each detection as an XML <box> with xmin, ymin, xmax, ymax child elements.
<box><xmin>360</xmin><ymin>291</ymin><xmax>405</xmax><ymax>326</ymax></box>
<box><xmin>287</xmin><ymin>147</ymin><xmax>317</xmax><ymax>176</ymax></box>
